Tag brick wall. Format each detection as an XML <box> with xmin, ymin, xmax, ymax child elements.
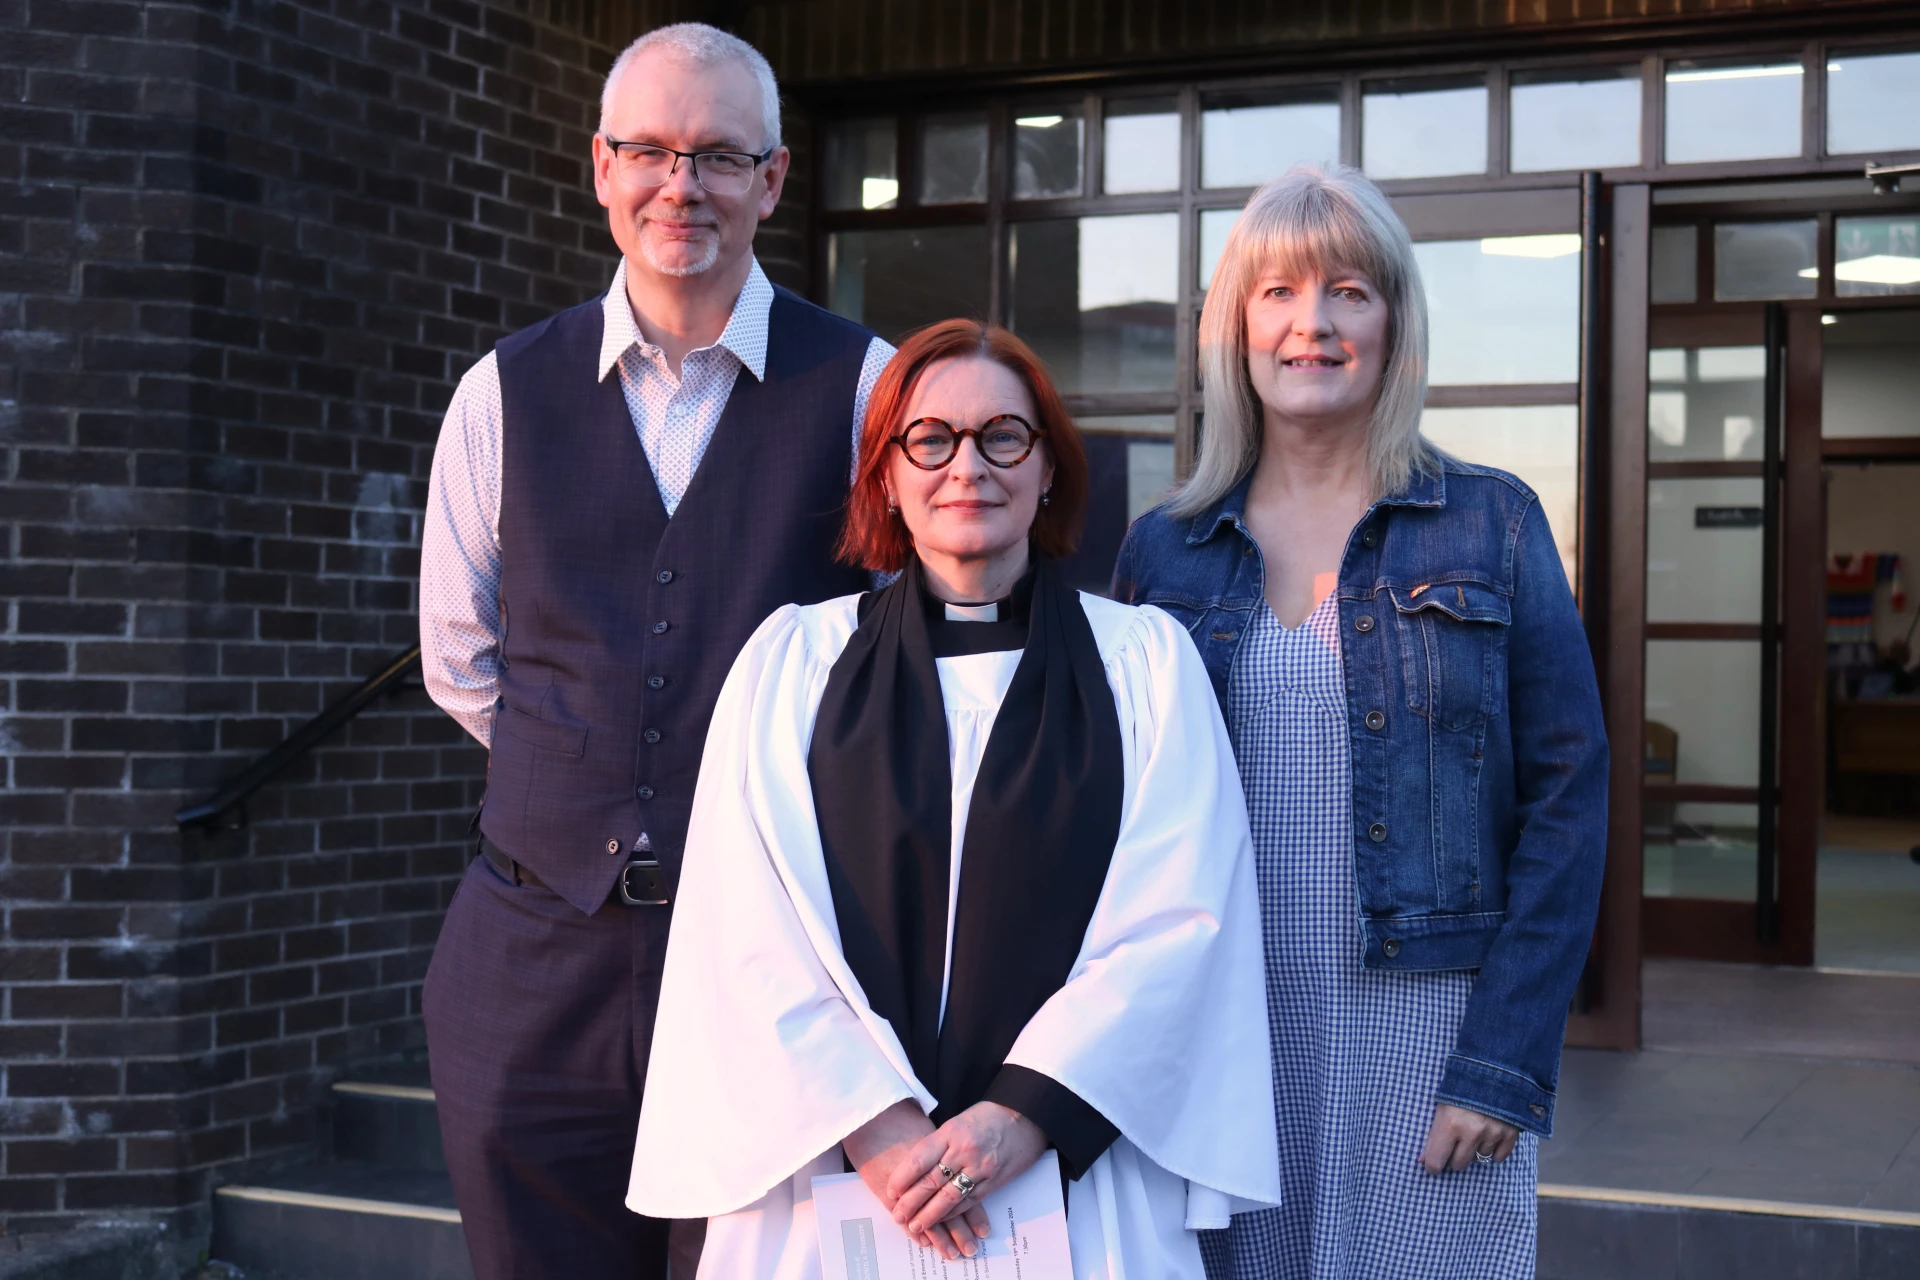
<box><xmin>0</xmin><ymin>0</ymin><xmax>703</xmax><ymax>1240</ymax></box>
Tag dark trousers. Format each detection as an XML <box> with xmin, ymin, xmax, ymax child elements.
<box><xmin>425</xmin><ymin>855</ymin><xmax>694</xmax><ymax>1280</ymax></box>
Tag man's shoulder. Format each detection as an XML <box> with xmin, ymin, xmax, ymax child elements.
<box><xmin>768</xmin><ymin>284</ymin><xmax>878</xmax><ymax>352</ymax></box>
<box><xmin>495</xmin><ymin>295</ymin><xmax>605</xmax><ymax>366</ymax></box>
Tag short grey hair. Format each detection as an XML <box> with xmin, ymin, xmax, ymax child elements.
<box><xmin>599</xmin><ymin>23</ymin><xmax>782</xmax><ymax>150</ymax></box>
<box><xmin>1171</xmin><ymin>164</ymin><xmax>1432</xmax><ymax>517</ymax></box>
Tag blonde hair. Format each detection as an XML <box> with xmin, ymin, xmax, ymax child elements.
<box><xmin>1171</xmin><ymin>164</ymin><xmax>1432</xmax><ymax>517</ymax></box>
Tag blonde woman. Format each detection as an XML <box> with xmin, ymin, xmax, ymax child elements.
<box><xmin>1112</xmin><ymin>166</ymin><xmax>1607</xmax><ymax>1277</ymax></box>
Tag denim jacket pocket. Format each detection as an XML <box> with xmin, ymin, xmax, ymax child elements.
<box><xmin>1388</xmin><ymin>581</ymin><xmax>1512</xmax><ymax>732</ymax></box>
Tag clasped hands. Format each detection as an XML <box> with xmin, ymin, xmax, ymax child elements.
<box><xmin>842</xmin><ymin>1098</ymin><xmax>1047</xmax><ymax>1260</ymax></box>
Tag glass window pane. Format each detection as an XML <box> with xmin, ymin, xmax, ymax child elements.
<box><xmin>1009</xmin><ymin>213</ymin><xmax>1179</xmax><ymax>394</ymax></box>
<box><xmin>1647</xmin><ymin>345</ymin><xmax>1767</xmax><ymax>462</ymax></box>
<box><xmin>1362</xmin><ymin>80</ymin><xmax>1488</xmax><ymax>180</ymax></box>
<box><xmin>1201</xmin><ymin>91</ymin><xmax>1340</xmax><ymax>189</ymax></box>
<box><xmin>1650</xmin><ymin>225</ymin><xmax>1699</xmax><ymax>304</ymax></box>
<box><xmin>1714</xmin><ymin>219</ymin><xmax>1817</xmax><ymax>301</ymax></box>
<box><xmin>920</xmin><ymin>114</ymin><xmax>988</xmax><ymax>205</ymax></box>
<box><xmin>1013</xmin><ymin>107</ymin><xmax>1083</xmax><ymax>200</ymax></box>
<box><xmin>823</xmin><ymin>118</ymin><xmax>897</xmax><ymax>211</ymax></box>
<box><xmin>1823</xmin><ymin>308</ymin><xmax>1920</xmax><ymax>439</ymax></box>
<box><xmin>1077</xmin><ymin>413</ymin><xmax>1176</xmax><ymax>437</ymax></box>
<box><xmin>1827</xmin><ymin>50</ymin><xmax>1920</xmax><ymax>155</ymax></box>
<box><xmin>1647</xmin><ymin>477</ymin><xmax>1764</xmax><ymax>623</ymax></box>
<box><xmin>1664</xmin><ymin>61</ymin><xmax>1804</xmax><ymax>164</ymax></box>
<box><xmin>1643</xmin><ymin>802</ymin><xmax>1758</xmax><ymax>901</ymax></box>
<box><xmin>1509</xmin><ymin>67</ymin><xmax>1642</xmax><ymax>173</ymax></box>
<box><xmin>828</xmin><ymin>227</ymin><xmax>988</xmax><ymax>344</ymax></box>
<box><xmin>1420</xmin><ymin>405</ymin><xmax>1578</xmax><ymax>586</ymax></box>
<box><xmin>1199</xmin><ymin>207</ymin><xmax>1238</xmax><ymax>290</ymax></box>
<box><xmin>1645</xmin><ymin>639</ymin><xmax>1760</xmax><ymax>789</ymax></box>
<box><xmin>1103</xmin><ymin>98</ymin><xmax>1179</xmax><ymax>194</ymax></box>
<box><xmin>1415</xmin><ymin>236</ymin><xmax>1580</xmax><ymax>385</ymax></box>
<box><xmin>1058</xmin><ymin>435</ymin><xmax>1176</xmax><ymax>595</ymax></box>
<box><xmin>1835</xmin><ymin>216</ymin><xmax>1920</xmax><ymax>298</ymax></box>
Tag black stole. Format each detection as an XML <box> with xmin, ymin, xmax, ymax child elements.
<box><xmin>808</xmin><ymin>557</ymin><xmax>1125</xmax><ymax>1123</ymax></box>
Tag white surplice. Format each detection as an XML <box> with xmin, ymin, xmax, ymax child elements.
<box><xmin>627</xmin><ymin>590</ymin><xmax>1282</xmax><ymax>1280</ymax></box>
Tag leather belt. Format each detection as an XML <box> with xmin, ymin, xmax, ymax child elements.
<box><xmin>477</xmin><ymin>837</ymin><xmax>670</xmax><ymax>908</ymax></box>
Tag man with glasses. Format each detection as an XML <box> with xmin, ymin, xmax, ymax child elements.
<box><xmin>418</xmin><ymin>22</ymin><xmax>892</xmax><ymax>1280</ymax></box>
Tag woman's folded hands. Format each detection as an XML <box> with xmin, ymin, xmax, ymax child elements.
<box><xmin>844</xmin><ymin>1098</ymin><xmax>1046</xmax><ymax>1260</ymax></box>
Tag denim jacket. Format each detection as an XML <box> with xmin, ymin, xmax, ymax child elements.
<box><xmin>1111</xmin><ymin>457</ymin><xmax>1607</xmax><ymax>1135</ymax></box>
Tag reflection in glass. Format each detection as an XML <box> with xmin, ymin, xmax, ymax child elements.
<box><xmin>1201</xmin><ymin>92</ymin><xmax>1340</xmax><ymax>189</ymax></box>
<box><xmin>1013</xmin><ymin>108</ymin><xmax>1083</xmax><ymax>199</ymax></box>
<box><xmin>1415</xmin><ymin>236</ymin><xmax>1579</xmax><ymax>385</ymax></box>
<box><xmin>1714</xmin><ymin>220</ymin><xmax>1817</xmax><ymax>301</ymax></box>
<box><xmin>1647</xmin><ymin>478</ymin><xmax>1764</xmax><ymax>623</ymax></box>
<box><xmin>1509</xmin><ymin>67</ymin><xmax>1642</xmax><ymax>172</ymax></box>
<box><xmin>1822</xmin><ymin>309</ymin><xmax>1920</xmax><ymax>439</ymax></box>
<box><xmin>1199</xmin><ymin>208</ymin><xmax>1239</xmax><ymax>289</ymax></box>
<box><xmin>1362</xmin><ymin>80</ymin><xmax>1488</xmax><ymax>180</ymax></box>
<box><xmin>1646</xmin><ymin>640</ymin><xmax>1761</xmax><ymax>787</ymax></box>
<box><xmin>920</xmin><ymin>114</ymin><xmax>989</xmax><ymax>205</ymax></box>
<box><xmin>1420</xmin><ymin>405</ymin><xmax>1578</xmax><ymax>586</ymax></box>
<box><xmin>1104</xmin><ymin>99</ymin><xmax>1180</xmax><ymax>194</ymax></box>
<box><xmin>1834</xmin><ymin>216</ymin><xmax>1920</xmax><ymax>297</ymax></box>
<box><xmin>823</xmin><ymin>118</ymin><xmax>897</xmax><ymax>211</ymax></box>
<box><xmin>828</xmin><ymin>227</ymin><xmax>989</xmax><ymax>344</ymax></box>
<box><xmin>1664</xmin><ymin>62</ymin><xmax>1803</xmax><ymax>164</ymax></box>
<box><xmin>1650</xmin><ymin>225</ymin><xmax>1698</xmax><ymax>304</ymax></box>
<box><xmin>1642</xmin><ymin>802</ymin><xmax>1759</xmax><ymax>901</ymax></box>
<box><xmin>1827</xmin><ymin>50</ymin><xmax>1920</xmax><ymax>155</ymax></box>
<box><xmin>1009</xmin><ymin>214</ymin><xmax>1179</xmax><ymax>394</ymax></box>
<box><xmin>1646</xmin><ymin>345</ymin><xmax>1767</xmax><ymax>461</ymax></box>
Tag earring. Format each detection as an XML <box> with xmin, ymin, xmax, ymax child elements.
<box><xmin>886</xmin><ymin>500</ymin><xmax>899</xmax><ymax>514</ymax></box>
<box><xmin>1040</xmin><ymin>486</ymin><xmax>1052</xmax><ymax>507</ymax></box>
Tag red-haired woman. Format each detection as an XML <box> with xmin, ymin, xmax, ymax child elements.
<box><xmin>627</xmin><ymin>321</ymin><xmax>1281</xmax><ymax>1278</ymax></box>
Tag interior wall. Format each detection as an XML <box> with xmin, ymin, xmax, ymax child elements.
<box><xmin>1828</xmin><ymin>463</ymin><xmax>1920</xmax><ymax>650</ymax></box>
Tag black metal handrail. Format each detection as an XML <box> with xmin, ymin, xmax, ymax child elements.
<box><xmin>174</xmin><ymin>645</ymin><xmax>424</xmax><ymax>830</ymax></box>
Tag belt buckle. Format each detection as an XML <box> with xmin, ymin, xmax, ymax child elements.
<box><xmin>618</xmin><ymin>858</ymin><xmax>670</xmax><ymax>907</ymax></box>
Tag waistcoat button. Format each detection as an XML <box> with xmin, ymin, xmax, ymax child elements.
<box><xmin>636</xmin><ymin>785</ymin><xmax>654</xmax><ymax>801</ymax></box>
<box><xmin>643</xmin><ymin>728</ymin><xmax>661</xmax><ymax>744</ymax></box>
<box><xmin>1355</xmin><ymin>615</ymin><xmax>1375</xmax><ymax>633</ymax></box>
<box><xmin>652</xmin><ymin>620</ymin><xmax>669</xmax><ymax>634</ymax></box>
<box><xmin>1368</xmin><ymin>822</ymin><xmax>1387</xmax><ymax>842</ymax></box>
<box><xmin>648</xmin><ymin>675</ymin><xmax>665</xmax><ymax>689</ymax></box>
<box><xmin>1365</xmin><ymin>710</ymin><xmax>1386</xmax><ymax>731</ymax></box>
<box><xmin>1383</xmin><ymin>938</ymin><xmax>1402</xmax><ymax>958</ymax></box>
<box><xmin>656</xmin><ymin>570</ymin><xmax>674</xmax><ymax>584</ymax></box>
<box><xmin>605</xmin><ymin>838</ymin><xmax>620</xmax><ymax>855</ymax></box>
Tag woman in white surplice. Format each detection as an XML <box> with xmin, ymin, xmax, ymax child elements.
<box><xmin>627</xmin><ymin>320</ymin><xmax>1281</xmax><ymax>1279</ymax></box>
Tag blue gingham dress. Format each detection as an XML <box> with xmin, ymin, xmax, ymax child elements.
<box><xmin>1200</xmin><ymin>595</ymin><xmax>1536</xmax><ymax>1280</ymax></box>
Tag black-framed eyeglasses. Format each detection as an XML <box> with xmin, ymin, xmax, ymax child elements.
<box><xmin>891</xmin><ymin>415</ymin><xmax>1046</xmax><ymax>469</ymax></box>
<box><xmin>601</xmin><ymin>138</ymin><xmax>775</xmax><ymax>196</ymax></box>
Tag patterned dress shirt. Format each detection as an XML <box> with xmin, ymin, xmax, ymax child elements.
<box><xmin>420</xmin><ymin>257</ymin><xmax>895</xmax><ymax>745</ymax></box>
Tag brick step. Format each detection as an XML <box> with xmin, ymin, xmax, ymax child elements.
<box><xmin>330</xmin><ymin>1079</ymin><xmax>445</xmax><ymax>1172</ymax></box>
<box><xmin>210</xmin><ymin>1164</ymin><xmax>471</xmax><ymax>1280</ymax></box>
<box><xmin>1538</xmin><ymin>1184</ymin><xmax>1920</xmax><ymax>1279</ymax></box>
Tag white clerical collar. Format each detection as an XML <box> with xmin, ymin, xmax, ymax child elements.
<box><xmin>943</xmin><ymin>601</ymin><xmax>999</xmax><ymax>623</ymax></box>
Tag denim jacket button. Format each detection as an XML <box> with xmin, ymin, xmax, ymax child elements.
<box><xmin>1361</xmin><ymin>528</ymin><xmax>1379</xmax><ymax>549</ymax></box>
<box><xmin>1382</xmin><ymin>938</ymin><xmax>1401</xmax><ymax>959</ymax></box>
<box><xmin>1365</xmin><ymin>710</ymin><xmax>1386</xmax><ymax>731</ymax></box>
<box><xmin>1355</xmin><ymin>614</ymin><xmax>1375</xmax><ymax>633</ymax></box>
<box><xmin>1530</xmin><ymin>1104</ymin><xmax>1548</xmax><ymax>1118</ymax></box>
<box><xmin>1368</xmin><ymin>822</ymin><xmax>1388</xmax><ymax>842</ymax></box>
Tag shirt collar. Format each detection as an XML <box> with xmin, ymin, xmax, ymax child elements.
<box><xmin>1184</xmin><ymin>462</ymin><xmax>1448</xmax><ymax>545</ymax></box>
<box><xmin>597</xmin><ymin>256</ymin><xmax>775</xmax><ymax>384</ymax></box>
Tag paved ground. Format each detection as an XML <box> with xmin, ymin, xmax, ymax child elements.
<box><xmin>1543</xmin><ymin>960</ymin><xmax>1920</xmax><ymax>1214</ymax></box>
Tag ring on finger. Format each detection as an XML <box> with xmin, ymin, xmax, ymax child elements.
<box><xmin>950</xmin><ymin>1171</ymin><xmax>978</xmax><ymax>1199</ymax></box>
<box><xmin>1473</xmin><ymin>1150</ymin><xmax>1494</xmax><ymax>1166</ymax></box>
<box><xmin>935</xmin><ymin>1162</ymin><xmax>957</xmax><ymax>1181</ymax></box>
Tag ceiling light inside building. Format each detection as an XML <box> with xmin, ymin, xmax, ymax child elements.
<box><xmin>1015</xmin><ymin>115</ymin><xmax>1065</xmax><ymax>129</ymax></box>
<box><xmin>1479</xmin><ymin>233</ymin><xmax>1583</xmax><ymax>258</ymax></box>
<box><xmin>1833</xmin><ymin>254</ymin><xmax>1920</xmax><ymax>286</ymax></box>
<box><xmin>860</xmin><ymin>178</ymin><xmax>899</xmax><ymax>209</ymax></box>
<box><xmin>1667</xmin><ymin>65</ymin><xmax>1803</xmax><ymax>83</ymax></box>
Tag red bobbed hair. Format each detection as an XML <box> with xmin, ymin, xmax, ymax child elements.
<box><xmin>838</xmin><ymin>319</ymin><xmax>1089</xmax><ymax>573</ymax></box>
